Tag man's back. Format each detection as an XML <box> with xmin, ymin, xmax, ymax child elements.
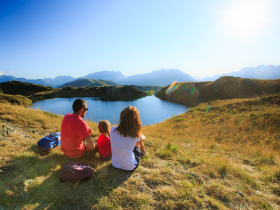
<box><xmin>61</xmin><ymin>113</ymin><xmax>91</xmax><ymax>158</ymax></box>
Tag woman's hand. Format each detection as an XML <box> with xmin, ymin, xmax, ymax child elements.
<box><xmin>140</xmin><ymin>134</ymin><xmax>146</xmax><ymax>141</ymax></box>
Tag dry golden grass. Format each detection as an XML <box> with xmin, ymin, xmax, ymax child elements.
<box><xmin>0</xmin><ymin>93</ymin><xmax>33</xmax><ymax>107</ymax></box>
<box><xmin>0</xmin><ymin>94</ymin><xmax>280</xmax><ymax>209</ymax></box>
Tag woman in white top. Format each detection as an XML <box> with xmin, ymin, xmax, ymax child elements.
<box><xmin>110</xmin><ymin>106</ymin><xmax>148</xmax><ymax>171</ymax></box>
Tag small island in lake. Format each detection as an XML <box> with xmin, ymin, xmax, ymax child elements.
<box><xmin>0</xmin><ymin>81</ymin><xmax>150</xmax><ymax>104</ymax></box>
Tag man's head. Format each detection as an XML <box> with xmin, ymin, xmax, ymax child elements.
<box><xmin>72</xmin><ymin>99</ymin><xmax>88</xmax><ymax>117</ymax></box>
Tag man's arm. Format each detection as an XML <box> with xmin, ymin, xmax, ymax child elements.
<box><xmin>83</xmin><ymin>136</ymin><xmax>95</xmax><ymax>150</ymax></box>
<box><xmin>88</xmin><ymin>127</ymin><xmax>92</xmax><ymax>134</ymax></box>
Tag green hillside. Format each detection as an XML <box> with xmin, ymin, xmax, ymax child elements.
<box><xmin>59</xmin><ymin>78</ymin><xmax>118</xmax><ymax>88</ymax></box>
<box><xmin>156</xmin><ymin>76</ymin><xmax>280</xmax><ymax>106</ymax></box>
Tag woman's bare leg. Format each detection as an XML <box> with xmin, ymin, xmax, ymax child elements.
<box><xmin>135</xmin><ymin>140</ymin><xmax>145</xmax><ymax>152</ymax></box>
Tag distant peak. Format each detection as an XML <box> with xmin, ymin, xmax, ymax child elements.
<box><xmin>152</xmin><ymin>68</ymin><xmax>182</xmax><ymax>73</ymax></box>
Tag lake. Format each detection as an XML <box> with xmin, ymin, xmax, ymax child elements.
<box><xmin>31</xmin><ymin>95</ymin><xmax>189</xmax><ymax>125</ymax></box>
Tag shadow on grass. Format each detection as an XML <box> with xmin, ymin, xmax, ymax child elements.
<box><xmin>0</xmin><ymin>148</ymin><xmax>134</xmax><ymax>210</ymax></box>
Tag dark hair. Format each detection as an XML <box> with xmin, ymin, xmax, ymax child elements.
<box><xmin>72</xmin><ymin>99</ymin><xmax>87</xmax><ymax>113</ymax></box>
<box><xmin>116</xmin><ymin>106</ymin><xmax>142</xmax><ymax>138</ymax></box>
<box><xmin>98</xmin><ymin>120</ymin><xmax>111</xmax><ymax>137</ymax></box>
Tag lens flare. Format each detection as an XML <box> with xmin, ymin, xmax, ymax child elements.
<box><xmin>166</xmin><ymin>82</ymin><xmax>200</xmax><ymax>106</ymax></box>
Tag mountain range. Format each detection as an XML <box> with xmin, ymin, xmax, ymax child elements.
<box><xmin>197</xmin><ymin>65</ymin><xmax>280</xmax><ymax>81</ymax></box>
<box><xmin>1</xmin><ymin>65</ymin><xmax>279</xmax><ymax>87</ymax></box>
<box><xmin>0</xmin><ymin>69</ymin><xmax>195</xmax><ymax>87</ymax></box>
<box><xmin>83</xmin><ymin>71</ymin><xmax>126</xmax><ymax>82</ymax></box>
<box><xmin>118</xmin><ymin>69</ymin><xmax>195</xmax><ymax>86</ymax></box>
<box><xmin>0</xmin><ymin>75</ymin><xmax>50</xmax><ymax>86</ymax></box>
<box><xmin>43</xmin><ymin>76</ymin><xmax>76</xmax><ymax>87</ymax></box>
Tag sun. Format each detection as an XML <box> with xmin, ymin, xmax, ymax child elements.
<box><xmin>224</xmin><ymin>0</ymin><xmax>271</xmax><ymax>39</ymax></box>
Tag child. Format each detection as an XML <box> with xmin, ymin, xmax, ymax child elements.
<box><xmin>97</xmin><ymin>120</ymin><xmax>111</xmax><ymax>160</ymax></box>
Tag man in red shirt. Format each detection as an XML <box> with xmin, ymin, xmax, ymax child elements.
<box><xmin>61</xmin><ymin>99</ymin><xmax>97</xmax><ymax>158</ymax></box>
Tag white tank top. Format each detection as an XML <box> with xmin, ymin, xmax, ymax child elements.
<box><xmin>110</xmin><ymin>126</ymin><xmax>140</xmax><ymax>170</ymax></box>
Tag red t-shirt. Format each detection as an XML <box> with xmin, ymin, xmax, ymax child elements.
<box><xmin>61</xmin><ymin>113</ymin><xmax>91</xmax><ymax>158</ymax></box>
<box><xmin>97</xmin><ymin>134</ymin><xmax>111</xmax><ymax>157</ymax></box>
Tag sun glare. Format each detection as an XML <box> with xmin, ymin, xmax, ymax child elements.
<box><xmin>224</xmin><ymin>0</ymin><xmax>271</xmax><ymax>39</ymax></box>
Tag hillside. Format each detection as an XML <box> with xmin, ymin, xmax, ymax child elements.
<box><xmin>59</xmin><ymin>78</ymin><xmax>118</xmax><ymax>88</ymax></box>
<box><xmin>0</xmin><ymin>92</ymin><xmax>33</xmax><ymax>107</ymax></box>
<box><xmin>156</xmin><ymin>76</ymin><xmax>280</xmax><ymax>106</ymax></box>
<box><xmin>0</xmin><ymin>93</ymin><xmax>279</xmax><ymax>209</ymax></box>
<box><xmin>0</xmin><ymin>81</ymin><xmax>55</xmax><ymax>97</ymax></box>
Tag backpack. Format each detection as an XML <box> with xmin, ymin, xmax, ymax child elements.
<box><xmin>37</xmin><ymin>132</ymin><xmax>61</xmax><ymax>151</ymax></box>
<box><xmin>59</xmin><ymin>161</ymin><xmax>93</xmax><ymax>182</ymax></box>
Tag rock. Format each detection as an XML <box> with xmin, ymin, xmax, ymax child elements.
<box><xmin>201</xmin><ymin>174</ymin><xmax>211</xmax><ymax>181</ymax></box>
<box><xmin>0</xmin><ymin>167</ymin><xmax>8</xmax><ymax>174</ymax></box>
<box><xmin>3</xmin><ymin>124</ymin><xmax>15</xmax><ymax>131</ymax></box>
<box><xmin>237</xmin><ymin>191</ymin><xmax>245</xmax><ymax>197</ymax></box>
<box><xmin>2</xmin><ymin>124</ymin><xmax>17</xmax><ymax>136</ymax></box>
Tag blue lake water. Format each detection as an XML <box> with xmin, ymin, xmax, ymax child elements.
<box><xmin>31</xmin><ymin>95</ymin><xmax>189</xmax><ymax>125</ymax></box>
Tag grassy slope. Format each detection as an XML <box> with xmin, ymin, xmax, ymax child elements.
<box><xmin>0</xmin><ymin>94</ymin><xmax>280</xmax><ymax>209</ymax></box>
<box><xmin>0</xmin><ymin>93</ymin><xmax>33</xmax><ymax>107</ymax></box>
<box><xmin>59</xmin><ymin>79</ymin><xmax>118</xmax><ymax>88</ymax></box>
<box><xmin>155</xmin><ymin>76</ymin><xmax>280</xmax><ymax>107</ymax></box>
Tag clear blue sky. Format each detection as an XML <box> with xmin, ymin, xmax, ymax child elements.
<box><xmin>0</xmin><ymin>0</ymin><xmax>279</xmax><ymax>79</ymax></box>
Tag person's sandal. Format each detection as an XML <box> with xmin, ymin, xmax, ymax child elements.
<box><xmin>141</xmin><ymin>147</ymin><xmax>148</xmax><ymax>156</ymax></box>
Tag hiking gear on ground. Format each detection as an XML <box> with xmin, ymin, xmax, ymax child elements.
<box><xmin>59</xmin><ymin>161</ymin><xmax>93</xmax><ymax>182</ymax></box>
<box><xmin>37</xmin><ymin>132</ymin><xmax>61</xmax><ymax>150</ymax></box>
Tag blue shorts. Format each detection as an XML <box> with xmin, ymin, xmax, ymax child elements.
<box><xmin>132</xmin><ymin>146</ymin><xmax>141</xmax><ymax>170</ymax></box>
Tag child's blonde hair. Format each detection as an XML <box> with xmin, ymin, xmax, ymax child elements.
<box><xmin>98</xmin><ymin>120</ymin><xmax>111</xmax><ymax>137</ymax></box>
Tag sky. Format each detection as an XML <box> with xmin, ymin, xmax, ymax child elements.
<box><xmin>0</xmin><ymin>0</ymin><xmax>279</xmax><ymax>79</ymax></box>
